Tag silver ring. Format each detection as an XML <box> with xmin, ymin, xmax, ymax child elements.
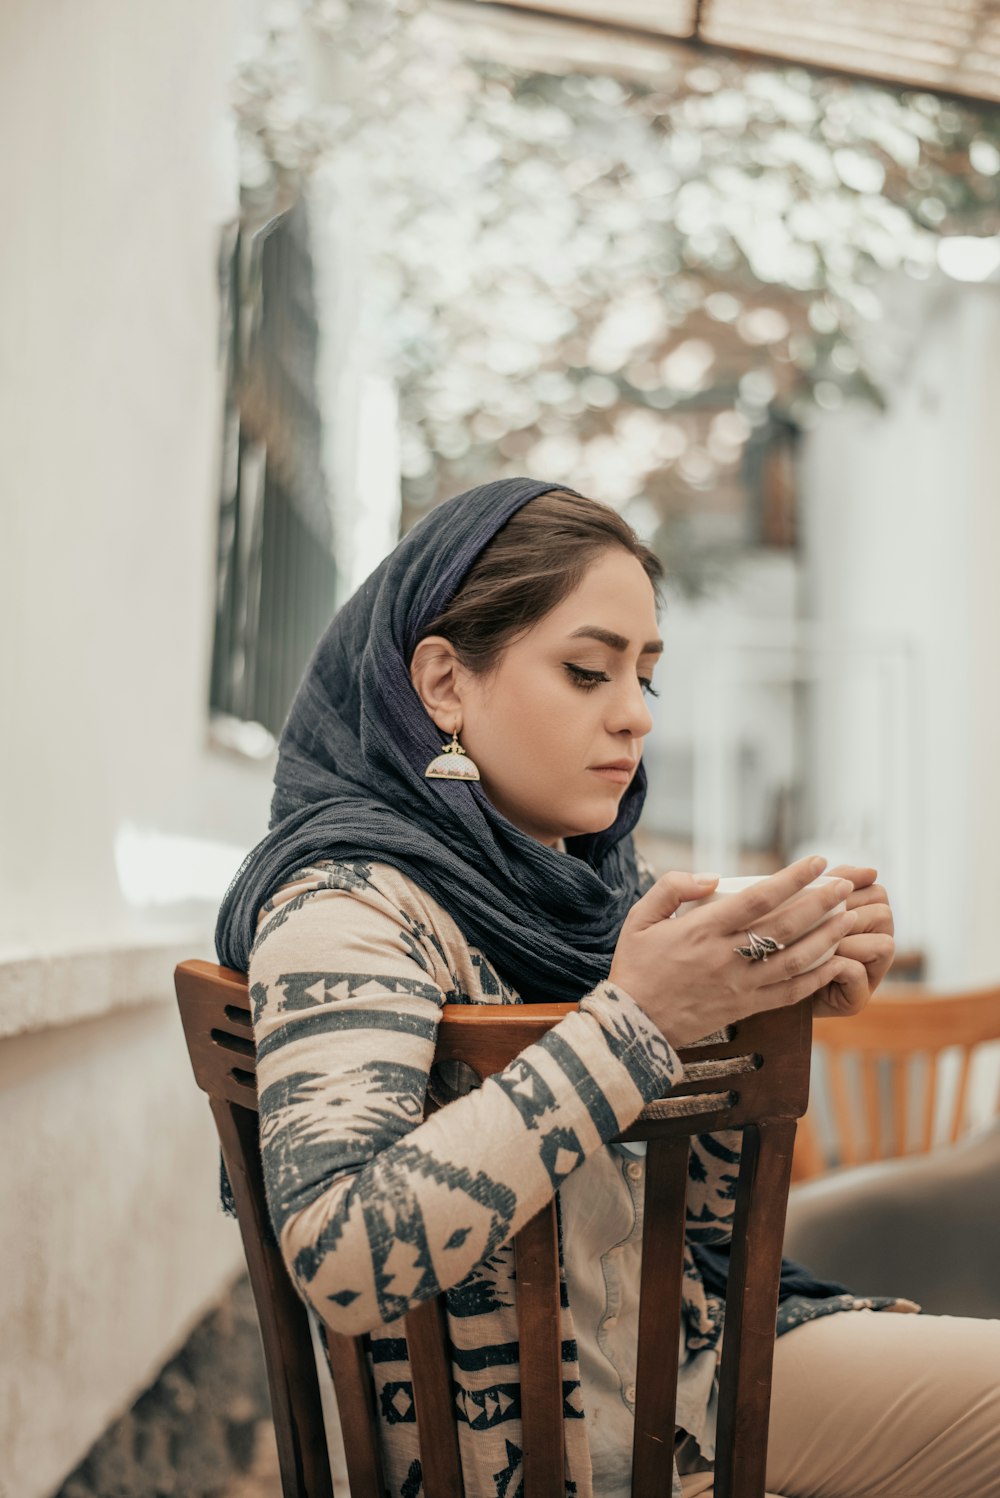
<box><xmin>733</xmin><ymin>928</ymin><xmax>786</xmax><ymax>962</ymax></box>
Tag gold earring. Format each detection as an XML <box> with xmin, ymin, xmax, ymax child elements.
<box><xmin>424</xmin><ymin>729</ymin><xmax>481</xmax><ymax>782</ymax></box>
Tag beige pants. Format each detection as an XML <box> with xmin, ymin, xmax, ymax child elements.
<box><xmin>678</xmin><ymin>1311</ymin><xmax>1000</xmax><ymax>1498</ymax></box>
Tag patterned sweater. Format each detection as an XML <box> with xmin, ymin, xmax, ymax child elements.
<box><xmin>247</xmin><ymin>858</ymin><xmax>905</xmax><ymax>1498</ymax></box>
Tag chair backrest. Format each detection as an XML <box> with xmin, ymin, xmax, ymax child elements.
<box><xmin>175</xmin><ymin>958</ymin><xmax>812</xmax><ymax>1498</ymax></box>
<box><xmin>793</xmin><ymin>982</ymin><xmax>1000</xmax><ymax>1180</ymax></box>
<box><xmin>175</xmin><ymin>960</ymin><xmax>335</xmax><ymax>1498</ymax></box>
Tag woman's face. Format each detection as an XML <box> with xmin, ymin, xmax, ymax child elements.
<box><xmin>417</xmin><ymin>548</ymin><xmax>662</xmax><ymax>847</ymax></box>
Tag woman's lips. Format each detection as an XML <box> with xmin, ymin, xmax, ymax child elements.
<box><xmin>588</xmin><ymin>765</ymin><xmax>633</xmax><ymax>785</ymax></box>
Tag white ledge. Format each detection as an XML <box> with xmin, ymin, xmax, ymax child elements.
<box><xmin>0</xmin><ymin>926</ymin><xmax>218</xmax><ymax>1041</ymax></box>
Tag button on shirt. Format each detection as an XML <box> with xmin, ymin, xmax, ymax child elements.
<box><xmin>560</xmin><ymin>1142</ymin><xmax>719</xmax><ymax>1497</ymax></box>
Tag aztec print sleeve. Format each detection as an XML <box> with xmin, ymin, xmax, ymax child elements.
<box><xmin>635</xmin><ymin>845</ymin><xmax>742</xmax><ymax>1247</ymax></box>
<box><xmin>248</xmin><ymin>861</ymin><xmax>683</xmax><ymax>1337</ymax></box>
<box><xmin>684</xmin><ymin>1131</ymin><xmax>742</xmax><ymax>1246</ymax></box>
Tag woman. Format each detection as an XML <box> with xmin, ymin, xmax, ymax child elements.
<box><xmin>217</xmin><ymin>478</ymin><xmax>1000</xmax><ymax>1498</ymax></box>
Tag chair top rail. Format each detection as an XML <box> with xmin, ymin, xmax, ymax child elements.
<box><xmin>435</xmin><ymin>997</ymin><xmax>812</xmax><ymax>1131</ymax></box>
<box><xmin>175</xmin><ymin>961</ymin><xmax>812</xmax><ymax>1128</ymax></box>
<box><xmin>175</xmin><ymin>961</ymin><xmax>258</xmax><ymax>1109</ymax></box>
<box><xmin>813</xmin><ymin>983</ymin><xmax>1000</xmax><ymax>1054</ymax></box>
<box><xmin>177</xmin><ymin>957</ymin><xmax>251</xmax><ymax>1000</ymax></box>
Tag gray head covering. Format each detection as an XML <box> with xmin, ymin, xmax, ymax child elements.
<box><xmin>215</xmin><ymin>476</ymin><xmax>647</xmax><ymax>1002</ymax></box>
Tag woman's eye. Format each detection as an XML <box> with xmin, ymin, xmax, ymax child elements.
<box><xmin>564</xmin><ymin>663</ymin><xmax>608</xmax><ymax>690</ymax></box>
<box><xmin>564</xmin><ymin>663</ymin><xmax>659</xmax><ymax>697</ymax></box>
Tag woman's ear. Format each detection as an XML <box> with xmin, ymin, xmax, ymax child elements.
<box><xmin>409</xmin><ymin>636</ymin><xmax>465</xmax><ymax>732</ymax></box>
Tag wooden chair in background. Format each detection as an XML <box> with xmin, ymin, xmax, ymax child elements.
<box><xmin>792</xmin><ymin>982</ymin><xmax>1000</xmax><ymax>1181</ymax></box>
<box><xmin>175</xmin><ymin>958</ymin><xmax>813</xmax><ymax>1498</ymax></box>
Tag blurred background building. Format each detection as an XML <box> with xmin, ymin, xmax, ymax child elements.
<box><xmin>2</xmin><ymin>1</ymin><xmax>999</xmax><ymax>1493</ymax></box>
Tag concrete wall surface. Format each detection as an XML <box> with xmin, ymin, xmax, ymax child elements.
<box><xmin>0</xmin><ymin>3</ymin><xmax>268</xmax><ymax>1493</ymax></box>
<box><xmin>0</xmin><ymin>1003</ymin><xmax>242</xmax><ymax>1498</ymax></box>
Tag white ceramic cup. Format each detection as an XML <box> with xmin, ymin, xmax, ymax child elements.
<box><xmin>674</xmin><ymin>874</ymin><xmax>849</xmax><ymax>974</ymax></box>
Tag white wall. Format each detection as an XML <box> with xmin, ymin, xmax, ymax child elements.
<box><xmin>642</xmin><ymin>549</ymin><xmax>801</xmax><ymax>858</ymax></box>
<box><xmin>798</xmin><ymin>278</ymin><xmax>1000</xmax><ymax>986</ymax></box>
<box><xmin>0</xmin><ymin>3</ymin><xmax>273</xmax><ymax>1493</ymax></box>
<box><xmin>0</xmin><ymin>0</ymin><xmax>271</xmax><ymax>959</ymax></box>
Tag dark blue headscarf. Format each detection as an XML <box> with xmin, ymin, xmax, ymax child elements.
<box><xmin>215</xmin><ymin>477</ymin><xmax>648</xmax><ymax>1002</ymax></box>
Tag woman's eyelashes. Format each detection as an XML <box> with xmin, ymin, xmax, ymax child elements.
<box><xmin>563</xmin><ymin>663</ymin><xmax>659</xmax><ymax>697</ymax></box>
<box><xmin>564</xmin><ymin>663</ymin><xmax>608</xmax><ymax>691</ymax></box>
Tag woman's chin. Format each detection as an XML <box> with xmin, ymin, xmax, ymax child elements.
<box><xmin>495</xmin><ymin>786</ymin><xmax>626</xmax><ymax>844</ymax></box>
<box><xmin>557</xmin><ymin>799</ymin><xmax>624</xmax><ymax>840</ymax></box>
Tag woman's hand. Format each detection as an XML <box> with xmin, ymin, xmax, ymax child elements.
<box><xmin>807</xmin><ymin>864</ymin><xmax>895</xmax><ymax>1020</ymax></box>
<box><xmin>610</xmin><ymin>854</ymin><xmax>859</xmax><ymax>1047</ymax></box>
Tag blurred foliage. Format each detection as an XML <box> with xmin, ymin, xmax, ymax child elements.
<box><xmin>233</xmin><ymin>0</ymin><xmax>1000</xmax><ymax>594</ymax></box>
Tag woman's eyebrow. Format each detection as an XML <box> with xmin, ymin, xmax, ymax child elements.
<box><xmin>568</xmin><ymin>626</ymin><xmax>664</xmax><ymax>655</ymax></box>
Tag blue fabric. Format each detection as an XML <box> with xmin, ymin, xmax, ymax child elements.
<box><xmin>690</xmin><ymin>1243</ymin><xmax>903</xmax><ymax>1334</ymax></box>
<box><xmin>215</xmin><ymin>477</ymin><xmax>648</xmax><ymax>1003</ymax></box>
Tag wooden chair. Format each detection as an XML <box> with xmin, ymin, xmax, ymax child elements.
<box><xmin>175</xmin><ymin>958</ymin><xmax>813</xmax><ymax>1498</ymax></box>
<box><xmin>792</xmin><ymin>982</ymin><xmax>1000</xmax><ymax>1181</ymax></box>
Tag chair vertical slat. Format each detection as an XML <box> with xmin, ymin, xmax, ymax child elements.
<box><xmin>406</xmin><ymin>1296</ymin><xmax>466</xmax><ymax>1497</ymax></box>
<box><xmin>405</xmin><ymin>1088</ymin><xmax>467</xmax><ymax>1495</ymax></box>
<box><xmin>862</xmin><ymin>1055</ymin><xmax>881</xmax><ymax>1161</ymax></box>
<box><xmin>827</xmin><ymin>1054</ymin><xmax>857</xmax><ymax>1165</ymax></box>
<box><xmin>514</xmin><ymin>1201</ymin><xmax>564</xmax><ymax>1497</ymax></box>
<box><xmin>951</xmin><ymin>1048</ymin><xmax>974</xmax><ymax>1144</ymax></box>
<box><xmin>631</xmin><ymin>1137</ymin><xmax>691</xmax><ymax>1498</ymax></box>
<box><xmin>889</xmin><ymin>1057</ymin><xmax>908</xmax><ymax>1156</ymax></box>
<box><xmin>921</xmin><ymin>1053</ymin><xmax>939</xmax><ymax>1152</ymax></box>
<box><xmin>713</xmin><ymin>1119</ymin><xmax>799</xmax><ymax>1498</ymax></box>
<box><xmin>790</xmin><ymin>1111</ymin><xmax>826</xmax><ymax>1182</ymax></box>
<box><xmin>210</xmin><ymin>1098</ymin><xmax>335</xmax><ymax>1498</ymax></box>
<box><xmin>321</xmin><ymin>1330</ymin><xmax>387</xmax><ymax>1498</ymax></box>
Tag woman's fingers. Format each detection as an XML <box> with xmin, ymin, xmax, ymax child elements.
<box><xmin>833</xmin><ymin>932</ymin><xmax>895</xmax><ymax>965</ymax></box>
<box><xmin>831</xmin><ymin>932</ymin><xmax>895</xmax><ymax>993</ymax></box>
<box><xmin>811</xmin><ymin>957</ymin><xmax>872</xmax><ymax>1019</ymax></box>
<box><xmin>843</xmin><ymin>888</ymin><xmax>893</xmax><ymax>932</ymax></box>
<box><xmin>767</xmin><ymin>934</ymin><xmax>892</xmax><ymax>1019</ymax></box>
<box><xmin>730</xmin><ymin>878</ymin><xmax>854</xmax><ymax>949</ymax></box>
<box><xmin>756</xmin><ymin>953</ymin><xmax>870</xmax><ymax>1017</ymax></box>
<box><xmin>771</xmin><ymin>909</ymin><xmax>858</xmax><ymax>981</ymax></box>
<box><xmin>616</xmin><ymin>853</ymin><xmax>896</xmax><ymax>1042</ymax></box>
<box><xmin>628</xmin><ymin>870</ymin><xmax>720</xmax><ymax>930</ymax></box>
<box><xmin>735</xmin><ymin>910</ymin><xmax>857</xmax><ymax>1001</ymax></box>
<box><xmin>755</xmin><ymin>950</ymin><xmax>847</xmax><ymax>1009</ymax></box>
<box><xmin>824</xmin><ymin>868</ymin><xmax>895</xmax><ymax>934</ymax></box>
<box><xmin>720</xmin><ymin>855</ymin><xmax>828</xmax><ymax>932</ymax></box>
<box><xmin>840</xmin><ymin>897</ymin><xmax>893</xmax><ymax>935</ymax></box>
<box><xmin>826</xmin><ymin>863</ymin><xmax>878</xmax><ymax>889</ymax></box>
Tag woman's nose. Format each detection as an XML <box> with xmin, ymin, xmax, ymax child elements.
<box><xmin>607</xmin><ymin>679</ymin><xmax>654</xmax><ymax>738</ymax></box>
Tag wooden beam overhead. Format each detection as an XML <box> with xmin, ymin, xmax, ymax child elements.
<box><xmin>454</xmin><ymin>0</ymin><xmax>1000</xmax><ymax>106</ymax></box>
